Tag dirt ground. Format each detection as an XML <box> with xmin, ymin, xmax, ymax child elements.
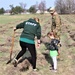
<box><xmin>0</xmin><ymin>14</ymin><xmax>75</xmax><ymax>75</ymax></box>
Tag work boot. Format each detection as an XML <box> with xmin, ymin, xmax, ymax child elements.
<box><xmin>12</xmin><ymin>58</ymin><xmax>18</xmax><ymax>67</ymax></box>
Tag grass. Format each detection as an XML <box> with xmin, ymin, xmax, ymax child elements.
<box><xmin>0</xmin><ymin>14</ymin><xmax>75</xmax><ymax>75</ymax></box>
<box><xmin>0</xmin><ymin>14</ymin><xmax>34</xmax><ymax>24</ymax></box>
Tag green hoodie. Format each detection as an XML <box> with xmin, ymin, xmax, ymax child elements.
<box><xmin>16</xmin><ymin>18</ymin><xmax>41</xmax><ymax>43</ymax></box>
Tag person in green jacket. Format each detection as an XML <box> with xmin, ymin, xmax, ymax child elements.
<box><xmin>13</xmin><ymin>18</ymin><xmax>41</xmax><ymax>71</ymax></box>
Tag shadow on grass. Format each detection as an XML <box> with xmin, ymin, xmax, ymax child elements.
<box><xmin>16</xmin><ymin>50</ymin><xmax>32</xmax><ymax>71</ymax></box>
<box><xmin>42</xmin><ymin>52</ymin><xmax>53</xmax><ymax>67</ymax></box>
<box><xmin>18</xmin><ymin>50</ymin><xmax>32</xmax><ymax>64</ymax></box>
<box><xmin>42</xmin><ymin>42</ymin><xmax>53</xmax><ymax>67</ymax></box>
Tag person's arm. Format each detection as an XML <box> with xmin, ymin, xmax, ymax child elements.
<box><xmin>14</xmin><ymin>21</ymin><xmax>26</xmax><ymax>31</ymax></box>
<box><xmin>36</xmin><ymin>24</ymin><xmax>41</xmax><ymax>48</ymax></box>
<box><xmin>16</xmin><ymin>22</ymin><xmax>25</xmax><ymax>29</ymax></box>
<box><xmin>54</xmin><ymin>15</ymin><xmax>61</xmax><ymax>33</ymax></box>
<box><xmin>36</xmin><ymin>24</ymin><xmax>41</xmax><ymax>40</ymax></box>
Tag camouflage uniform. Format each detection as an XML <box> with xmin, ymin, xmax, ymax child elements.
<box><xmin>49</xmin><ymin>7</ymin><xmax>61</xmax><ymax>59</ymax></box>
<box><xmin>51</xmin><ymin>13</ymin><xmax>61</xmax><ymax>40</ymax></box>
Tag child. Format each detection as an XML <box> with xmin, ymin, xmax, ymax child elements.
<box><xmin>47</xmin><ymin>32</ymin><xmax>60</xmax><ymax>72</ymax></box>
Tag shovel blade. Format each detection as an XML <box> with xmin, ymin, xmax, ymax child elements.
<box><xmin>6</xmin><ymin>59</ymin><xmax>12</xmax><ymax>64</ymax></box>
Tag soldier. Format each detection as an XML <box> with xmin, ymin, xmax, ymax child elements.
<box><xmin>49</xmin><ymin>7</ymin><xmax>61</xmax><ymax>59</ymax></box>
<box><xmin>49</xmin><ymin>7</ymin><xmax>61</xmax><ymax>40</ymax></box>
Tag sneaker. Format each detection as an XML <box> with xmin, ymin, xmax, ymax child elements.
<box><xmin>50</xmin><ymin>65</ymin><xmax>54</xmax><ymax>69</ymax></box>
<box><xmin>33</xmin><ymin>68</ymin><xmax>39</xmax><ymax>71</ymax></box>
<box><xmin>12</xmin><ymin>58</ymin><xmax>18</xmax><ymax>67</ymax></box>
<box><xmin>50</xmin><ymin>68</ymin><xmax>57</xmax><ymax>72</ymax></box>
<box><xmin>33</xmin><ymin>69</ymin><xmax>37</xmax><ymax>71</ymax></box>
<box><xmin>53</xmin><ymin>69</ymin><xmax>57</xmax><ymax>72</ymax></box>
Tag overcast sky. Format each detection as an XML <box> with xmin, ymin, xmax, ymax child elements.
<box><xmin>0</xmin><ymin>0</ymin><xmax>55</xmax><ymax>10</ymax></box>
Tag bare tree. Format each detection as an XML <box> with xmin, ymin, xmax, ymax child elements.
<box><xmin>66</xmin><ymin>0</ymin><xmax>75</xmax><ymax>13</ymax></box>
<box><xmin>55</xmin><ymin>0</ymin><xmax>75</xmax><ymax>14</ymax></box>
<box><xmin>9</xmin><ymin>4</ymin><xmax>14</xmax><ymax>14</ymax></box>
<box><xmin>55</xmin><ymin>0</ymin><xmax>66</xmax><ymax>14</ymax></box>
<box><xmin>28</xmin><ymin>1</ymin><xmax>39</xmax><ymax>13</ymax></box>
<box><xmin>35</xmin><ymin>1</ymin><xmax>39</xmax><ymax>10</ymax></box>
<box><xmin>29</xmin><ymin>5</ymin><xmax>37</xmax><ymax>13</ymax></box>
<box><xmin>38</xmin><ymin>0</ymin><xmax>46</xmax><ymax>14</ymax></box>
<box><xmin>19</xmin><ymin>2</ymin><xmax>26</xmax><ymax>12</ymax></box>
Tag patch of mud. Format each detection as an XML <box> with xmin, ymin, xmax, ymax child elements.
<box><xmin>0</xmin><ymin>36</ymin><xmax>18</xmax><ymax>47</ymax></box>
<box><xmin>17</xmin><ymin>59</ymin><xmax>30</xmax><ymax>71</ymax></box>
<box><xmin>0</xmin><ymin>29</ymin><xmax>6</xmax><ymax>34</ymax></box>
<box><xmin>0</xmin><ymin>47</ymin><xmax>8</xmax><ymax>52</ymax></box>
<box><xmin>0</xmin><ymin>26</ymin><xmax>2</xmax><ymax>28</ymax></box>
<box><xmin>68</xmin><ymin>43</ymin><xmax>75</xmax><ymax>47</ymax></box>
<box><xmin>4</xmin><ymin>65</ymin><xmax>21</xmax><ymax>75</ymax></box>
<box><xmin>37</xmin><ymin>54</ymin><xmax>48</xmax><ymax>67</ymax></box>
<box><xmin>27</xmin><ymin>71</ymin><xmax>41</xmax><ymax>75</ymax></box>
<box><xmin>9</xmin><ymin>26</ymin><xmax>13</xmax><ymax>29</ymax></box>
<box><xmin>67</xmin><ymin>30</ymin><xmax>75</xmax><ymax>41</ymax></box>
<box><xmin>0</xmin><ymin>37</ymin><xmax>12</xmax><ymax>47</ymax></box>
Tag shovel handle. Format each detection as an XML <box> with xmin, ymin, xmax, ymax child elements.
<box><xmin>10</xmin><ymin>31</ymin><xmax>15</xmax><ymax>60</ymax></box>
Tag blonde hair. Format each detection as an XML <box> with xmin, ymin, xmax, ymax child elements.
<box><xmin>47</xmin><ymin>31</ymin><xmax>57</xmax><ymax>38</ymax></box>
<box><xmin>34</xmin><ymin>18</ymin><xmax>40</xmax><ymax>23</ymax></box>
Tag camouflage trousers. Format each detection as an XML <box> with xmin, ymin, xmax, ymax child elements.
<box><xmin>53</xmin><ymin>30</ymin><xmax>61</xmax><ymax>40</ymax></box>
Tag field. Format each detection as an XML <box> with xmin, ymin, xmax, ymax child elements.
<box><xmin>0</xmin><ymin>14</ymin><xmax>75</xmax><ymax>75</ymax></box>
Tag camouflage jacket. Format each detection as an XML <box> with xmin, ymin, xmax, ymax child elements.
<box><xmin>51</xmin><ymin>13</ymin><xmax>61</xmax><ymax>33</ymax></box>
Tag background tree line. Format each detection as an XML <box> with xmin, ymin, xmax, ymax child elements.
<box><xmin>0</xmin><ymin>8</ymin><xmax>5</xmax><ymax>14</ymax></box>
<box><xmin>0</xmin><ymin>0</ymin><xmax>46</xmax><ymax>15</ymax></box>
<box><xmin>0</xmin><ymin>0</ymin><xmax>75</xmax><ymax>14</ymax></box>
<box><xmin>55</xmin><ymin>0</ymin><xmax>75</xmax><ymax>14</ymax></box>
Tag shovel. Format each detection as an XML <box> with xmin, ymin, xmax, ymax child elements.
<box><xmin>6</xmin><ymin>31</ymin><xmax>15</xmax><ymax>64</ymax></box>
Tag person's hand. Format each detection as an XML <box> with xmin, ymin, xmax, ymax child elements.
<box><xmin>58</xmin><ymin>49</ymin><xmax>60</xmax><ymax>55</ymax></box>
<box><xmin>13</xmin><ymin>27</ymin><xmax>16</xmax><ymax>31</ymax></box>
<box><xmin>53</xmin><ymin>29</ymin><xmax>55</xmax><ymax>32</ymax></box>
<box><xmin>37</xmin><ymin>40</ymin><xmax>41</xmax><ymax>48</ymax></box>
<box><xmin>37</xmin><ymin>43</ymin><xmax>40</xmax><ymax>48</ymax></box>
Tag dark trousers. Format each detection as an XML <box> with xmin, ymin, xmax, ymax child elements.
<box><xmin>16</xmin><ymin>41</ymin><xmax>37</xmax><ymax>69</ymax></box>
